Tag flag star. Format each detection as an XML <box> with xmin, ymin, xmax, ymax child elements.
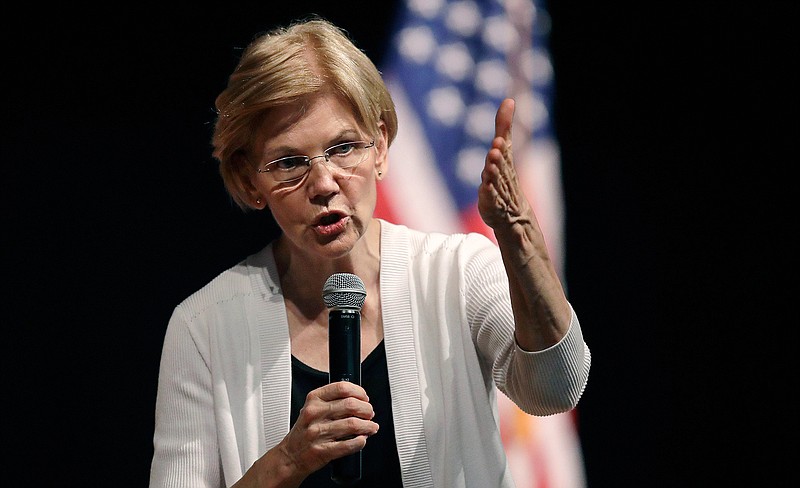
<box><xmin>482</xmin><ymin>15</ymin><xmax>518</xmax><ymax>53</ymax></box>
<box><xmin>455</xmin><ymin>146</ymin><xmax>486</xmax><ymax>187</ymax></box>
<box><xmin>475</xmin><ymin>59</ymin><xmax>510</xmax><ymax>98</ymax></box>
<box><xmin>436</xmin><ymin>42</ymin><xmax>475</xmax><ymax>82</ymax></box>
<box><xmin>397</xmin><ymin>25</ymin><xmax>438</xmax><ymax>64</ymax></box>
<box><xmin>516</xmin><ymin>90</ymin><xmax>549</xmax><ymax>133</ymax></box>
<box><xmin>522</xmin><ymin>47</ymin><xmax>553</xmax><ymax>87</ymax></box>
<box><xmin>465</xmin><ymin>102</ymin><xmax>499</xmax><ymax>142</ymax></box>
<box><xmin>408</xmin><ymin>0</ymin><xmax>445</xmax><ymax>19</ymax></box>
<box><xmin>445</xmin><ymin>0</ymin><xmax>483</xmax><ymax>37</ymax></box>
<box><xmin>427</xmin><ymin>86</ymin><xmax>466</xmax><ymax>126</ymax></box>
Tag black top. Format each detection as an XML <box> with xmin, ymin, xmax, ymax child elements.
<box><xmin>291</xmin><ymin>340</ymin><xmax>404</xmax><ymax>487</ymax></box>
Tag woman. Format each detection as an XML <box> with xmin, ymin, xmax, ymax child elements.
<box><xmin>150</xmin><ymin>17</ymin><xmax>591</xmax><ymax>488</ymax></box>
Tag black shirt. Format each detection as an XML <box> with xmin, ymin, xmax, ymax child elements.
<box><xmin>291</xmin><ymin>340</ymin><xmax>404</xmax><ymax>487</ymax></box>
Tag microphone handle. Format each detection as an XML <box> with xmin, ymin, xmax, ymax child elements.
<box><xmin>328</xmin><ymin>309</ymin><xmax>362</xmax><ymax>485</ymax></box>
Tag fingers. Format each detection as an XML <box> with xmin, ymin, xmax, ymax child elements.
<box><xmin>282</xmin><ymin>382</ymin><xmax>379</xmax><ymax>475</ymax></box>
<box><xmin>315</xmin><ymin>380</ymin><xmax>370</xmax><ymax>404</ymax></box>
<box><xmin>494</xmin><ymin>97</ymin><xmax>515</xmax><ymax>143</ymax></box>
<box><xmin>488</xmin><ymin>98</ymin><xmax>515</xmax><ymax>177</ymax></box>
<box><xmin>301</xmin><ymin>382</ymin><xmax>376</xmax><ymax>430</ymax></box>
<box><xmin>478</xmin><ymin>98</ymin><xmax>532</xmax><ymax>229</ymax></box>
<box><xmin>484</xmin><ymin>98</ymin><xmax>517</xmax><ymax>198</ymax></box>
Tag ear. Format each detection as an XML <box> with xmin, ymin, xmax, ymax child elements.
<box><xmin>233</xmin><ymin>152</ymin><xmax>267</xmax><ymax>210</ymax></box>
<box><xmin>374</xmin><ymin>121</ymin><xmax>389</xmax><ymax>180</ymax></box>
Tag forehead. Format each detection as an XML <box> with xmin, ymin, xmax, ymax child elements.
<box><xmin>257</xmin><ymin>93</ymin><xmax>361</xmax><ymax>147</ymax></box>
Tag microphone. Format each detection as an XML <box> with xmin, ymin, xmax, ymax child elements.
<box><xmin>322</xmin><ymin>273</ymin><xmax>367</xmax><ymax>485</ymax></box>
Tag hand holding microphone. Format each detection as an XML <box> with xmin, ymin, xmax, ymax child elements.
<box><xmin>271</xmin><ymin>274</ymin><xmax>375</xmax><ymax>485</ymax></box>
<box><xmin>323</xmin><ymin>272</ymin><xmax>368</xmax><ymax>485</ymax></box>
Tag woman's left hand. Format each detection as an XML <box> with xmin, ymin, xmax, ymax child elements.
<box><xmin>478</xmin><ymin>98</ymin><xmax>533</xmax><ymax>230</ymax></box>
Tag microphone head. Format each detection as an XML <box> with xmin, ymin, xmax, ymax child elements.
<box><xmin>322</xmin><ymin>273</ymin><xmax>367</xmax><ymax>310</ymax></box>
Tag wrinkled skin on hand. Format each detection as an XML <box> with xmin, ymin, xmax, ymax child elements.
<box><xmin>478</xmin><ymin>98</ymin><xmax>534</xmax><ymax>230</ymax></box>
<box><xmin>233</xmin><ymin>381</ymin><xmax>378</xmax><ymax>488</ymax></box>
<box><xmin>279</xmin><ymin>381</ymin><xmax>378</xmax><ymax>477</ymax></box>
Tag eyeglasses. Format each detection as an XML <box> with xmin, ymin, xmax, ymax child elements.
<box><xmin>256</xmin><ymin>140</ymin><xmax>375</xmax><ymax>183</ymax></box>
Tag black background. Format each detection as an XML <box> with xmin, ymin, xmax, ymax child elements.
<box><xmin>7</xmin><ymin>1</ymin><xmax>795</xmax><ymax>486</ymax></box>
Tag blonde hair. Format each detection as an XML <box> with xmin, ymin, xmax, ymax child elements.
<box><xmin>212</xmin><ymin>17</ymin><xmax>398</xmax><ymax>210</ymax></box>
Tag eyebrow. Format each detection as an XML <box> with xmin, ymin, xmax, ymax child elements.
<box><xmin>263</xmin><ymin>129</ymin><xmax>363</xmax><ymax>161</ymax></box>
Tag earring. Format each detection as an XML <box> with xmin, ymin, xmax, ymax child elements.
<box><xmin>378</xmin><ymin>171</ymin><xmax>382</xmax><ymax>177</ymax></box>
<box><xmin>256</xmin><ymin>198</ymin><xmax>261</xmax><ymax>205</ymax></box>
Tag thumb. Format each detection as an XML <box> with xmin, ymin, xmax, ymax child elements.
<box><xmin>494</xmin><ymin>98</ymin><xmax>515</xmax><ymax>143</ymax></box>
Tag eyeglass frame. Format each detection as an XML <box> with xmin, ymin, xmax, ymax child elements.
<box><xmin>255</xmin><ymin>140</ymin><xmax>376</xmax><ymax>183</ymax></box>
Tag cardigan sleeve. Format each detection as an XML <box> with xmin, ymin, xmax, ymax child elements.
<box><xmin>150</xmin><ymin>307</ymin><xmax>223</xmax><ymax>488</ymax></box>
<box><xmin>464</xmin><ymin>234</ymin><xmax>591</xmax><ymax>416</ymax></box>
<box><xmin>503</xmin><ymin>307</ymin><xmax>591</xmax><ymax>415</ymax></box>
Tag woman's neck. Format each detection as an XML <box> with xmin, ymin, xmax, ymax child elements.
<box><xmin>273</xmin><ymin>219</ymin><xmax>382</xmax><ymax>312</ymax></box>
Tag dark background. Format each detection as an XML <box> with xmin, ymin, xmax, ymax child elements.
<box><xmin>7</xmin><ymin>1</ymin><xmax>795</xmax><ymax>486</ymax></box>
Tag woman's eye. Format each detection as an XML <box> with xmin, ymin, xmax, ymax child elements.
<box><xmin>329</xmin><ymin>143</ymin><xmax>355</xmax><ymax>156</ymax></box>
<box><xmin>275</xmin><ymin>157</ymin><xmax>305</xmax><ymax>170</ymax></box>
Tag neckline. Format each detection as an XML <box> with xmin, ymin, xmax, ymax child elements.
<box><xmin>291</xmin><ymin>339</ymin><xmax>386</xmax><ymax>376</ymax></box>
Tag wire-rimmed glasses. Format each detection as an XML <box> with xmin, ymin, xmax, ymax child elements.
<box><xmin>256</xmin><ymin>140</ymin><xmax>375</xmax><ymax>183</ymax></box>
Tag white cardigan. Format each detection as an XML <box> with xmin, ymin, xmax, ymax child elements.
<box><xmin>150</xmin><ymin>220</ymin><xmax>591</xmax><ymax>487</ymax></box>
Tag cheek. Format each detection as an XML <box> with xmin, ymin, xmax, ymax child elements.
<box><xmin>350</xmin><ymin>179</ymin><xmax>378</xmax><ymax>216</ymax></box>
<box><xmin>262</xmin><ymin>189</ymin><xmax>300</xmax><ymax>222</ymax></box>
<box><xmin>250</xmin><ymin>175</ymin><xmax>272</xmax><ymax>195</ymax></box>
<box><xmin>265</xmin><ymin>203</ymin><xmax>301</xmax><ymax>236</ymax></box>
<box><xmin>267</xmin><ymin>193</ymin><xmax>297</xmax><ymax>220</ymax></box>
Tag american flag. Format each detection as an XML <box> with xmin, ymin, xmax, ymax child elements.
<box><xmin>375</xmin><ymin>0</ymin><xmax>586</xmax><ymax>486</ymax></box>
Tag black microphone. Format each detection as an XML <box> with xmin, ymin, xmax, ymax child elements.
<box><xmin>322</xmin><ymin>273</ymin><xmax>367</xmax><ymax>485</ymax></box>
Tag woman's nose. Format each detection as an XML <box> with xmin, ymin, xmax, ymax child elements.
<box><xmin>304</xmin><ymin>157</ymin><xmax>340</xmax><ymax>195</ymax></box>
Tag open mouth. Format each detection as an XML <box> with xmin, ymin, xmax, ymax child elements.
<box><xmin>318</xmin><ymin>213</ymin><xmax>343</xmax><ymax>225</ymax></box>
<box><xmin>313</xmin><ymin>212</ymin><xmax>349</xmax><ymax>236</ymax></box>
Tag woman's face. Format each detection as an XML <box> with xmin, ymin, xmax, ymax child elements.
<box><xmin>248</xmin><ymin>92</ymin><xmax>387</xmax><ymax>260</ymax></box>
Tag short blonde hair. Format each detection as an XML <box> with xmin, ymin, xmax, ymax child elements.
<box><xmin>212</xmin><ymin>17</ymin><xmax>398</xmax><ymax>210</ymax></box>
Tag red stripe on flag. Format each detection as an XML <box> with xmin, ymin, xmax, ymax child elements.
<box><xmin>374</xmin><ymin>185</ymin><xmax>399</xmax><ymax>224</ymax></box>
<box><xmin>460</xmin><ymin>205</ymin><xmax>496</xmax><ymax>242</ymax></box>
